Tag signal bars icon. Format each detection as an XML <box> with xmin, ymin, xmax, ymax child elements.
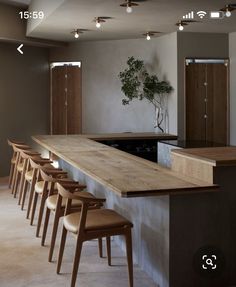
<box><xmin>183</xmin><ymin>11</ymin><xmax>194</xmax><ymax>19</ymax></box>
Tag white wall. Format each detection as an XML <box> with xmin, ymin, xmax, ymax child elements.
<box><xmin>50</xmin><ymin>33</ymin><xmax>178</xmax><ymax>135</ymax></box>
<box><xmin>229</xmin><ymin>32</ymin><xmax>236</xmax><ymax>145</ymax></box>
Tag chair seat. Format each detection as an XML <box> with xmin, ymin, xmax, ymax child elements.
<box><xmin>35</xmin><ymin>181</ymin><xmax>45</xmax><ymax>194</ymax></box>
<box><xmin>46</xmin><ymin>190</ymin><xmax>91</xmax><ymax>211</ymax></box>
<box><xmin>25</xmin><ymin>170</ymin><xmax>33</xmax><ymax>181</ymax></box>
<box><xmin>64</xmin><ymin>209</ymin><xmax>133</xmax><ymax>234</ymax></box>
<box><xmin>17</xmin><ymin>163</ymin><xmax>24</xmax><ymax>172</ymax></box>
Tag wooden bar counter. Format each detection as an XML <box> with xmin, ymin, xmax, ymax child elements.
<box><xmin>32</xmin><ymin>134</ymin><xmax>217</xmax><ymax>197</ymax></box>
<box><xmin>32</xmin><ymin>134</ymin><xmax>236</xmax><ymax>287</ymax></box>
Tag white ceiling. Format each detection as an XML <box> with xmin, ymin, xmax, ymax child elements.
<box><xmin>5</xmin><ymin>0</ymin><xmax>236</xmax><ymax>42</ymax></box>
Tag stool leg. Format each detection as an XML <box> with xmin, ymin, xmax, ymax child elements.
<box><xmin>30</xmin><ymin>192</ymin><xmax>38</xmax><ymax>226</ymax></box>
<box><xmin>57</xmin><ymin>227</ymin><xmax>68</xmax><ymax>274</ymax></box>
<box><xmin>48</xmin><ymin>209</ymin><xmax>60</xmax><ymax>262</ymax></box>
<box><xmin>13</xmin><ymin>171</ymin><xmax>20</xmax><ymax>198</ymax></box>
<box><xmin>21</xmin><ymin>180</ymin><xmax>28</xmax><ymax>210</ymax></box>
<box><xmin>71</xmin><ymin>238</ymin><xmax>83</xmax><ymax>287</ymax></box>
<box><xmin>26</xmin><ymin>177</ymin><xmax>36</xmax><ymax>219</ymax></box>
<box><xmin>125</xmin><ymin>229</ymin><xmax>133</xmax><ymax>287</ymax></box>
<box><xmin>9</xmin><ymin>163</ymin><xmax>14</xmax><ymax>188</ymax></box>
<box><xmin>106</xmin><ymin>237</ymin><xmax>111</xmax><ymax>266</ymax></box>
<box><xmin>36</xmin><ymin>194</ymin><xmax>47</xmax><ymax>237</ymax></box>
<box><xmin>41</xmin><ymin>208</ymin><xmax>51</xmax><ymax>247</ymax></box>
<box><xmin>98</xmin><ymin>238</ymin><xmax>103</xmax><ymax>258</ymax></box>
<box><xmin>18</xmin><ymin>173</ymin><xmax>25</xmax><ymax>205</ymax></box>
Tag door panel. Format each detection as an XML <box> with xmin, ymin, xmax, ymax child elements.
<box><xmin>206</xmin><ymin>64</ymin><xmax>228</xmax><ymax>144</ymax></box>
<box><xmin>51</xmin><ymin>66</ymin><xmax>67</xmax><ymax>134</ymax></box>
<box><xmin>67</xmin><ymin>66</ymin><xmax>82</xmax><ymax>134</ymax></box>
<box><xmin>186</xmin><ymin>64</ymin><xmax>206</xmax><ymax>141</ymax></box>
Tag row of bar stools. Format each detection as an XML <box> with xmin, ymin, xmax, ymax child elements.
<box><xmin>7</xmin><ymin>139</ymin><xmax>134</xmax><ymax>287</ymax></box>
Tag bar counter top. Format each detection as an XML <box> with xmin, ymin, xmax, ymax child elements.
<box><xmin>32</xmin><ymin>134</ymin><xmax>218</xmax><ymax>197</ymax></box>
<box><xmin>171</xmin><ymin>146</ymin><xmax>236</xmax><ymax>166</ymax></box>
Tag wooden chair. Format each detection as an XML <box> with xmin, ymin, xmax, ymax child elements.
<box><xmin>21</xmin><ymin>157</ymin><xmax>53</xmax><ymax>218</ymax></box>
<box><xmin>56</xmin><ymin>183</ymin><xmax>134</xmax><ymax>287</ymax></box>
<box><xmin>40</xmin><ymin>170</ymin><xmax>104</xmax><ymax>262</ymax></box>
<box><xmin>12</xmin><ymin>146</ymin><xmax>39</xmax><ymax>198</ymax></box>
<box><xmin>30</xmin><ymin>167</ymin><xmax>68</xmax><ymax>237</ymax></box>
<box><xmin>7</xmin><ymin>139</ymin><xmax>26</xmax><ymax>188</ymax></box>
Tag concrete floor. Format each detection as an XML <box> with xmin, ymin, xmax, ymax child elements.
<box><xmin>0</xmin><ymin>178</ymin><xmax>157</xmax><ymax>287</ymax></box>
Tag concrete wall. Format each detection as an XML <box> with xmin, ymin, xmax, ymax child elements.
<box><xmin>229</xmin><ymin>32</ymin><xmax>236</xmax><ymax>145</ymax></box>
<box><xmin>177</xmin><ymin>32</ymin><xmax>229</xmax><ymax>139</ymax></box>
<box><xmin>0</xmin><ymin>42</ymin><xmax>50</xmax><ymax>176</ymax></box>
<box><xmin>50</xmin><ymin>33</ymin><xmax>178</xmax><ymax>135</ymax></box>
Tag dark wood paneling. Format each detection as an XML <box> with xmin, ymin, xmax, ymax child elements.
<box><xmin>51</xmin><ymin>66</ymin><xmax>67</xmax><ymax>134</ymax></box>
<box><xmin>207</xmin><ymin>64</ymin><xmax>228</xmax><ymax>144</ymax></box>
<box><xmin>186</xmin><ymin>64</ymin><xmax>206</xmax><ymax>141</ymax></box>
<box><xmin>67</xmin><ymin>66</ymin><xmax>82</xmax><ymax>134</ymax></box>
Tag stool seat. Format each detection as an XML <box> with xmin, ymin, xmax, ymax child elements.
<box><xmin>46</xmin><ymin>190</ymin><xmax>90</xmax><ymax>211</ymax></box>
<box><xmin>25</xmin><ymin>170</ymin><xmax>33</xmax><ymax>181</ymax></box>
<box><xmin>17</xmin><ymin>163</ymin><xmax>24</xmax><ymax>172</ymax></box>
<box><xmin>35</xmin><ymin>181</ymin><xmax>44</xmax><ymax>194</ymax></box>
<box><xmin>64</xmin><ymin>209</ymin><xmax>133</xmax><ymax>234</ymax></box>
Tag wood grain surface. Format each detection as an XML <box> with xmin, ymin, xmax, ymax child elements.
<box><xmin>32</xmin><ymin>134</ymin><xmax>218</xmax><ymax>197</ymax></box>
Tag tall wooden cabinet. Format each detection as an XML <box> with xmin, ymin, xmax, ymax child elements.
<box><xmin>51</xmin><ymin>64</ymin><xmax>82</xmax><ymax>135</ymax></box>
<box><xmin>185</xmin><ymin>59</ymin><xmax>229</xmax><ymax>145</ymax></box>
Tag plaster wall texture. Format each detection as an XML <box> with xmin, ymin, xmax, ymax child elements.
<box><xmin>0</xmin><ymin>43</ymin><xmax>49</xmax><ymax>176</ymax></box>
<box><xmin>50</xmin><ymin>33</ymin><xmax>178</xmax><ymax>135</ymax></box>
<box><xmin>229</xmin><ymin>32</ymin><xmax>236</xmax><ymax>146</ymax></box>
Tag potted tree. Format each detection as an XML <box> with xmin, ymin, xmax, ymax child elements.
<box><xmin>119</xmin><ymin>56</ymin><xmax>173</xmax><ymax>133</ymax></box>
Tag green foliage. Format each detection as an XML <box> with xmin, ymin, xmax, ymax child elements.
<box><xmin>119</xmin><ymin>56</ymin><xmax>173</xmax><ymax>107</ymax></box>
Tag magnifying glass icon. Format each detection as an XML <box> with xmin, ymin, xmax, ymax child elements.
<box><xmin>206</xmin><ymin>258</ymin><xmax>213</xmax><ymax>266</ymax></box>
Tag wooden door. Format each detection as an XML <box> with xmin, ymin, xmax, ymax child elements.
<box><xmin>51</xmin><ymin>65</ymin><xmax>82</xmax><ymax>135</ymax></box>
<box><xmin>51</xmin><ymin>66</ymin><xmax>67</xmax><ymax>134</ymax></box>
<box><xmin>185</xmin><ymin>61</ymin><xmax>229</xmax><ymax>145</ymax></box>
<box><xmin>186</xmin><ymin>63</ymin><xmax>207</xmax><ymax>141</ymax></box>
<box><xmin>67</xmin><ymin>66</ymin><xmax>82</xmax><ymax>134</ymax></box>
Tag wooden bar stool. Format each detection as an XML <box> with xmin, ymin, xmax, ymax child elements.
<box><xmin>17</xmin><ymin>149</ymin><xmax>42</xmax><ymax>206</ymax></box>
<box><xmin>7</xmin><ymin>139</ymin><xmax>26</xmax><ymax>188</ymax></box>
<box><xmin>11</xmin><ymin>145</ymin><xmax>37</xmax><ymax>197</ymax></box>
<box><xmin>30</xmin><ymin>167</ymin><xmax>68</xmax><ymax>237</ymax></box>
<box><xmin>56</xmin><ymin>183</ymin><xmax>134</xmax><ymax>287</ymax></box>
<box><xmin>40</xmin><ymin>170</ymin><xmax>103</xmax><ymax>262</ymax></box>
<box><xmin>21</xmin><ymin>157</ymin><xmax>53</xmax><ymax>217</ymax></box>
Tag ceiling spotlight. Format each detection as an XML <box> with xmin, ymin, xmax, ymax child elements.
<box><xmin>142</xmin><ymin>31</ymin><xmax>160</xmax><ymax>40</ymax></box>
<box><xmin>93</xmin><ymin>17</ymin><xmax>112</xmax><ymax>29</ymax></box>
<box><xmin>226</xmin><ymin>6</ymin><xmax>232</xmax><ymax>17</ymax></box>
<box><xmin>179</xmin><ymin>23</ymin><xmax>184</xmax><ymax>31</ymax></box>
<box><xmin>120</xmin><ymin>0</ymin><xmax>146</xmax><ymax>13</ymax></box>
<box><xmin>220</xmin><ymin>4</ymin><xmax>236</xmax><ymax>17</ymax></box>
<box><xmin>126</xmin><ymin>4</ymin><xmax>133</xmax><ymax>13</ymax></box>
<box><xmin>74</xmin><ymin>29</ymin><xmax>80</xmax><ymax>38</ymax></box>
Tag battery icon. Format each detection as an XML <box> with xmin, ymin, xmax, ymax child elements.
<box><xmin>210</xmin><ymin>11</ymin><xmax>224</xmax><ymax>19</ymax></box>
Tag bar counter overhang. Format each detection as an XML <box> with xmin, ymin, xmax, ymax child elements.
<box><xmin>32</xmin><ymin>133</ymin><xmax>236</xmax><ymax>287</ymax></box>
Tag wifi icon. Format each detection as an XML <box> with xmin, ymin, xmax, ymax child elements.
<box><xmin>197</xmin><ymin>11</ymin><xmax>207</xmax><ymax>18</ymax></box>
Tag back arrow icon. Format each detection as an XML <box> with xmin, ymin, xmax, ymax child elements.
<box><xmin>17</xmin><ymin>44</ymin><xmax>24</xmax><ymax>55</ymax></box>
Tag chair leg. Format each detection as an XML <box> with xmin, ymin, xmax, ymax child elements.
<box><xmin>11</xmin><ymin>165</ymin><xmax>18</xmax><ymax>194</ymax></box>
<box><xmin>98</xmin><ymin>238</ymin><xmax>103</xmax><ymax>258</ymax></box>
<box><xmin>21</xmin><ymin>180</ymin><xmax>28</xmax><ymax>210</ymax></box>
<box><xmin>26</xmin><ymin>179</ymin><xmax>36</xmax><ymax>219</ymax></box>
<box><xmin>106</xmin><ymin>236</ymin><xmax>111</xmax><ymax>266</ymax></box>
<box><xmin>30</xmin><ymin>192</ymin><xmax>38</xmax><ymax>226</ymax></box>
<box><xmin>48</xmin><ymin>210</ymin><xmax>60</xmax><ymax>262</ymax></box>
<box><xmin>18</xmin><ymin>173</ymin><xmax>25</xmax><ymax>205</ymax></box>
<box><xmin>71</xmin><ymin>238</ymin><xmax>83</xmax><ymax>287</ymax></box>
<box><xmin>9</xmin><ymin>163</ymin><xmax>14</xmax><ymax>188</ymax></box>
<box><xmin>36</xmin><ymin>194</ymin><xmax>46</xmax><ymax>237</ymax></box>
<box><xmin>57</xmin><ymin>227</ymin><xmax>68</xmax><ymax>274</ymax></box>
<box><xmin>41</xmin><ymin>208</ymin><xmax>51</xmax><ymax>247</ymax></box>
<box><xmin>125</xmin><ymin>229</ymin><xmax>133</xmax><ymax>287</ymax></box>
<box><xmin>13</xmin><ymin>172</ymin><xmax>20</xmax><ymax>198</ymax></box>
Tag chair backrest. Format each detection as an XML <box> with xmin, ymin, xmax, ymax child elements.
<box><xmin>7</xmin><ymin>139</ymin><xmax>25</xmax><ymax>147</ymax></box>
<box><xmin>56</xmin><ymin>183</ymin><xmax>105</xmax><ymax>235</ymax></box>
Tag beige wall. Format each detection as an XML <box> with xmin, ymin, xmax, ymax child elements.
<box><xmin>0</xmin><ymin>42</ymin><xmax>50</xmax><ymax>176</ymax></box>
<box><xmin>177</xmin><ymin>32</ymin><xmax>229</xmax><ymax>139</ymax></box>
<box><xmin>229</xmin><ymin>32</ymin><xmax>236</xmax><ymax>145</ymax></box>
<box><xmin>50</xmin><ymin>33</ymin><xmax>178</xmax><ymax>135</ymax></box>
